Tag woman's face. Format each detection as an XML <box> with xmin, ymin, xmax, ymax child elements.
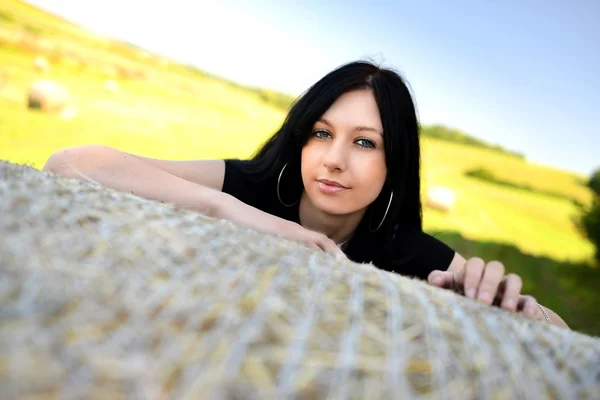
<box><xmin>301</xmin><ymin>89</ymin><xmax>387</xmax><ymax>216</ymax></box>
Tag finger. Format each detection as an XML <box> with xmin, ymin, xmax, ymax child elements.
<box><xmin>317</xmin><ymin>235</ymin><xmax>345</xmax><ymax>257</ymax></box>
<box><xmin>462</xmin><ymin>258</ymin><xmax>486</xmax><ymax>299</ymax></box>
<box><xmin>517</xmin><ymin>295</ymin><xmax>539</xmax><ymax>318</ymax></box>
<box><xmin>499</xmin><ymin>274</ymin><xmax>523</xmax><ymax>312</ymax></box>
<box><xmin>311</xmin><ymin>233</ymin><xmax>330</xmax><ymax>252</ymax></box>
<box><xmin>476</xmin><ymin>261</ymin><xmax>505</xmax><ymax>305</ymax></box>
<box><xmin>306</xmin><ymin>241</ymin><xmax>322</xmax><ymax>252</ymax></box>
<box><xmin>451</xmin><ymin>267</ymin><xmax>466</xmax><ymax>294</ymax></box>
<box><xmin>427</xmin><ymin>270</ymin><xmax>454</xmax><ymax>288</ymax></box>
<box><xmin>335</xmin><ymin>251</ymin><xmax>348</xmax><ymax>261</ymax></box>
<box><xmin>328</xmin><ymin>239</ymin><xmax>348</xmax><ymax>260</ymax></box>
<box><xmin>318</xmin><ymin>240</ymin><xmax>336</xmax><ymax>255</ymax></box>
<box><xmin>330</xmin><ymin>243</ymin><xmax>346</xmax><ymax>258</ymax></box>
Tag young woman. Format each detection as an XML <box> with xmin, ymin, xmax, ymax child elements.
<box><xmin>44</xmin><ymin>60</ymin><xmax>568</xmax><ymax>328</ymax></box>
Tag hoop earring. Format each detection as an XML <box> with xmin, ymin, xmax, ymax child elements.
<box><xmin>369</xmin><ymin>191</ymin><xmax>393</xmax><ymax>232</ymax></box>
<box><xmin>277</xmin><ymin>163</ymin><xmax>299</xmax><ymax>207</ymax></box>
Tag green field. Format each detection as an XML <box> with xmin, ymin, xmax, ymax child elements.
<box><xmin>1</xmin><ymin>0</ymin><xmax>598</xmax><ymax>335</ymax></box>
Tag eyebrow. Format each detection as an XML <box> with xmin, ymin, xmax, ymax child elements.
<box><xmin>318</xmin><ymin>118</ymin><xmax>383</xmax><ymax>136</ymax></box>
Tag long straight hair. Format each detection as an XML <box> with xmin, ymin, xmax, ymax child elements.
<box><xmin>243</xmin><ymin>60</ymin><xmax>422</xmax><ymax>267</ymax></box>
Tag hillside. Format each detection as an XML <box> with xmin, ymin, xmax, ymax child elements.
<box><xmin>421</xmin><ymin>124</ymin><xmax>525</xmax><ymax>159</ymax></box>
<box><xmin>1</xmin><ymin>0</ymin><xmax>597</xmax><ymax>334</ymax></box>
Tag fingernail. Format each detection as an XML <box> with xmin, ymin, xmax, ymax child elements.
<box><xmin>432</xmin><ymin>276</ymin><xmax>442</xmax><ymax>284</ymax></box>
<box><xmin>504</xmin><ymin>299</ymin><xmax>514</xmax><ymax>308</ymax></box>
<box><xmin>526</xmin><ymin>307</ymin><xmax>535</xmax><ymax>316</ymax></box>
<box><xmin>478</xmin><ymin>291</ymin><xmax>491</xmax><ymax>303</ymax></box>
<box><xmin>466</xmin><ymin>288</ymin><xmax>476</xmax><ymax>299</ymax></box>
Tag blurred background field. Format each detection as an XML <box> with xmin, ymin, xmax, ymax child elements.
<box><xmin>1</xmin><ymin>0</ymin><xmax>598</xmax><ymax>335</ymax></box>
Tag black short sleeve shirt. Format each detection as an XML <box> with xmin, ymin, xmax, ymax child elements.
<box><xmin>222</xmin><ymin>159</ymin><xmax>455</xmax><ymax>280</ymax></box>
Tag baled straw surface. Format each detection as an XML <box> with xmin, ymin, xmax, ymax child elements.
<box><xmin>1</xmin><ymin>161</ymin><xmax>599</xmax><ymax>399</ymax></box>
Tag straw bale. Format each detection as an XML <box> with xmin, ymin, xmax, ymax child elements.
<box><xmin>0</xmin><ymin>161</ymin><xmax>599</xmax><ymax>399</ymax></box>
<box><xmin>104</xmin><ymin>79</ymin><xmax>119</xmax><ymax>94</ymax></box>
<box><xmin>27</xmin><ymin>79</ymin><xmax>71</xmax><ymax>113</ymax></box>
<box><xmin>425</xmin><ymin>186</ymin><xmax>456</xmax><ymax>213</ymax></box>
<box><xmin>33</xmin><ymin>56</ymin><xmax>50</xmax><ymax>73</ymax></box>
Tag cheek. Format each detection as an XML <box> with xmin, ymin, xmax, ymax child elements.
<box><xmin>355</xmin><ymin>156</ymin><xmax>387</xmax><ymax>196</ymax></box>
<box><xmin>300</xmin><ymin>149</ymin><xmax>310</xmax><ymax>178</ymax></box>
<box><xmin>300</xmin><ymin>144</ymin><xmax>320</xmax><ymax>174</ymax></box>
<box><xmin>360</xmin><ymin>156</ymin><xmax>386</xmax><ymax>181</ymax></box>
<box><xmin>300</xmin><ymin>150</ymin><xmax>313</xmax><ymax>186</ymax></box>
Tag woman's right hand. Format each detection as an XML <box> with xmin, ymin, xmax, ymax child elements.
<box><xmin>214</xmin><ymin>193</ymin><xmax>346</xmax><ymax>259</ymax></box>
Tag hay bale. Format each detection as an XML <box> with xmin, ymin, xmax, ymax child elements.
<box><xmin>27</xmin><ymin>79</ymin><xmax>70</xmax><ymax>111</ymax></box>
<box><xmin>0</xmin><ymin>161</ymin><xmax>598</xmax><ymax>399</ymax></box>
<box><xmin>27</xmin><ymin>79</ymin><xmax>76</xmax><ymax>119</ymax></box>
<box><xmin>104</xmin><ymin>79</ymin><xmax>119</xmax><ymax>93</ymax></box>
<box><xmin>33</xmin><ymin>56</ymin><xmax>50</xmax><ymax>73</ymax></box>
<box><xmin>426</xmin><ymin>186</ymin><xmax>456</xmax><ymax>213</ymax></box>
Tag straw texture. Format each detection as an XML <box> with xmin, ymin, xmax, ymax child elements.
<box><xmin>1</xmin><ymin>161</ymin><xmax>599</xmax><ymax>399</ymax></box>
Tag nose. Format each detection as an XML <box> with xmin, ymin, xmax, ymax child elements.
<box><xmin>322</xmin><ymin>140</ymin><xmax>346</xmax><ymax>172</ymax></box>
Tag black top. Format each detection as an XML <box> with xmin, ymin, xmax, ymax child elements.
<box><xmin>222</xmin><ymin>159</ymin><xmax>456</xmax><ymax>280</ymax></box>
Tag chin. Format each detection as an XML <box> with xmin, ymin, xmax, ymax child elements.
<box><xmin>309</xmin><ymin>189</ymin><xmax>355</xmax><ymax>215</ymax></box>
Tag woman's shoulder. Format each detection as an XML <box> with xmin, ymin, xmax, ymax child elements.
<box><xmin>222</xmin><ymin>159</ymin><xmax>281</xmax><ymax>214</ymax></box>
<box><xmin>389</xmin><ymin>228</ymin><xmax>456</xmax><ymax>279</ymax></box>
<box><xmin>222</xmin><ymin>159</ymin><xmax>264</xmax><ymax>205</ymax></box>
<box><xmin>222</xmin><ymin>159</ymin><xmax>254</xmax><ymax>201</ymax></box>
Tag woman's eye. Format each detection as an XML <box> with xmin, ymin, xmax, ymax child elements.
<box><xmin>313</xmin><ymin>130</ymin><xmax>331</xmax><ymax>139</ymax></box>
<box><xmin>356</xmin><ymin>138</ymin><xmax>376</xmax><ymax>149</ymax></box>
<box><xmin>312</xmin><ymin>131</ymin><xmax>375</xmax><ymax>149</ymax></box>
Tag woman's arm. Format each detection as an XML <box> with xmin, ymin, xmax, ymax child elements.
<box><xmin>431</xmin><ymin>252</ymin><xmax>570</xmax><ymax>329</ymax></box>
<box><xmin>43</xmin><ymin>145</ymin><xmax>225</xmax><ymax>217</ymax></box>
<box><xmin>43</xmin><ymin>145</ymin><xmax>344</xmax><ymax>256</ymax></box>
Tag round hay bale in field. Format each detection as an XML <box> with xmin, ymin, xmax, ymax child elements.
<box><xmin>58</xmin><ymin>104</ymin><xmax>78</xmax><ymax>121</ymax></box>
<box><xmin>104</xmin><ymin>79</ymin><xmax>119</xmax><ymax>93</ymax></box>
<box><xmin>0</xmin><ymin>161</ymin><xmax>599</xmax><ymax>399</ymax></box>
<box><xmin>426</xmin><ymin>186</ymin><xmax>456</xmax><ymax>213</ymax></box>
<box><xmin>27</xmin><ymin>79</ymin><xmax>72</xmax><ymax>114</ymax></box>
<box><xmin>33</xmin><ymin>55</ymin><xmax>50</xmax><ymax>73</ymax></box>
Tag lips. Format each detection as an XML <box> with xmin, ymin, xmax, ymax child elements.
<box><xmin>317</xmin><ymin>179</ymin><xmax>348</xmax><ymax>189</ymax></box>
<box><xmin>316</xmin><ymin>179</ymin><xmax>349</xmax><ymax>195</ymax></box>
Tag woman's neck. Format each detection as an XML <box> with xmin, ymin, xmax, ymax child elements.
<box><xmin>298</xmin><ymin>191</ymin><xmax>364</xmax><ymax>245</ymax></box>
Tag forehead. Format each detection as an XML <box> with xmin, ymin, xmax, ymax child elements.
<box><xmin>319</xmin><ymin>89</ymin><xmax>383</xmax><ymax>131</ymax></box>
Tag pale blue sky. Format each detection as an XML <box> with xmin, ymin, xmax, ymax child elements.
<box><xmin>27</xmin><ymin>0</ymin><xmax>599</xmax><ymax>175</ymax></box>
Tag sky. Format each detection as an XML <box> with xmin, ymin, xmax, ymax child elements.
<box><xmin>26</xmin><ymin>0</ymin><xmax>599</xmax><ymax>175</ymax></box>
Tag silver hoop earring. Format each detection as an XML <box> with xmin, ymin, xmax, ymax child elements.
<box><xmin>277</xmin><ymin>163</ymin><xmax>299</xmax><ymax>207</ymax></box>
<box><xmin>369</xmin><ymin>191</ymin><xmax>393</xmax><ymax>232</ymax></box>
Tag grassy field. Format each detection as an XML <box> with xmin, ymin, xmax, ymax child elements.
<box><xmin>1</xmin><ymin>0</ymin><xmax>598</xmax><ymax>335</ymax></box>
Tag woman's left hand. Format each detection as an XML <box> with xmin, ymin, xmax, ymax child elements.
<box><xmin>427</xmin><ymin>257</ymin><xmax>542</xmax><ymax>318</ymax></box>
